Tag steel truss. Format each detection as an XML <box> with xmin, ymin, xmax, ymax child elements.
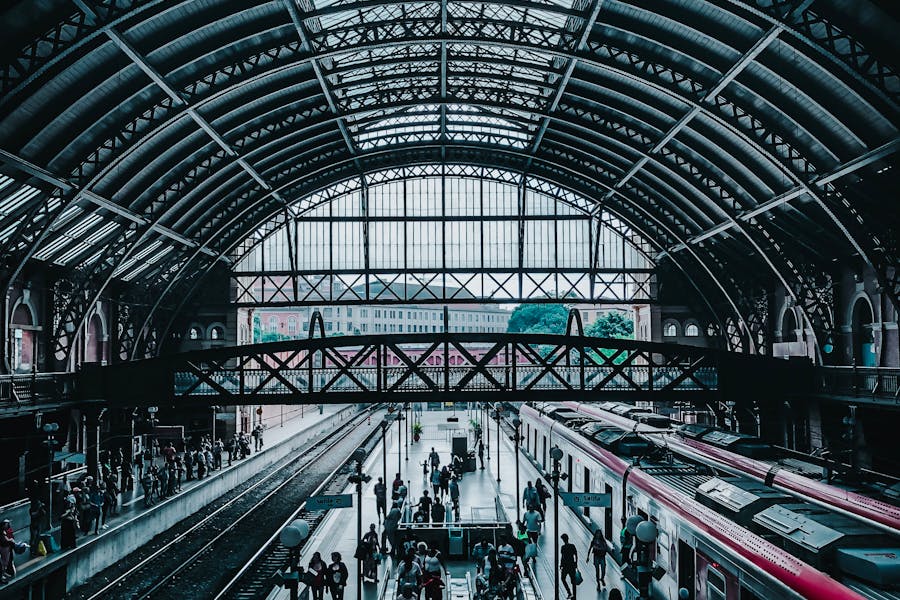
<box><xmin>92</xmin><ymin>333</ymin><xmax>720</xmax><ymax>408</ymax></box>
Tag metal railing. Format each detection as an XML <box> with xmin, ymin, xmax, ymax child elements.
<box><xmin>818</xmin><ymin>366</ymin><xmax>900</xmax><ymax>401</ymax></box>
<box><xmin>0</xmin><ymin>371</ymin><xmax>75</xmax><ymax>404</ymax></box>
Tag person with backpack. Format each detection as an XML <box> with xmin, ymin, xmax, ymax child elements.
<box><xmin>327</xmin><ymin>551</ymin><xmax>349</xmax><ymax>600</ymax></box>
<box><xmin>587</xmin><ymin>529</ymin><xmax>610</xmax><ymax>589</ymax></box>
<box><xmin>522</xmin><ymin>481</ymin><xmax>540</xmax><ymax>513</ymax></box>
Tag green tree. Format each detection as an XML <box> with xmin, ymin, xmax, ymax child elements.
<box><xmin>585</xmin><ymin>312</ymin><xmax>634</xmax><ymax>339</ymax></box>
<box><xmin>506</xmin><ymin>304</ymin><xmax>569</xmax><ymax>334</ymax></box>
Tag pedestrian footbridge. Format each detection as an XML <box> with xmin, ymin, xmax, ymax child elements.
<box><xmin>80</xmin><ymin>332</ymin><xmax>758</xmax><ymax>408</ymax></box>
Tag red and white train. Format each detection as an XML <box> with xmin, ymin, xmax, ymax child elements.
<box><xmin>560</xmin><ymin>401</ymin><xmax>900</xmax><ymax>536</ymax></box>
<box><xmin>519</xmin><ymin>402</ymin><xmax>900</xmax><ymax>600</ymax></box>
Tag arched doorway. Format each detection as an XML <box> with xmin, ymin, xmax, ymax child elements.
<box><xmin>85</xmin><ymin>314</ymin><xmax>106</xmax><ymax>363</ymax></box>
<box><xmin>780</xmin><ymin>308</ymin><xmax>797</xmax><ymax>342</ymax></box>
<box><xmin>9</xmin><ymin>301</ymin><xmax>36</xmax><ymax>373</ymax></box>
<box><xmin>851</xmin><ymin>298</ymin><xmax>876</xmax><ymax>366</ymax></box>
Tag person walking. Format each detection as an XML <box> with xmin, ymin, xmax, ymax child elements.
<box><xmin>0</xmin><ymin>519</ymin><xmax>16</xmax><ymax>583</ymax></box>
<box><xmin>587</xmin><ymin>529</ymin><xmax>610</xmax><ymax>589</ymax></box>
<box><xmin>471</xmin><ymin>538</ymin><xmax>494</xmax><ymax>574</ymax></box>
<box><xmin>396</xmin><ymin>551</ymin><xmax>422</xmax><ymax>599</ymax></box>
<box><xmin>374</xmin><ymin>477</ymin><xmax>387</xmax><ymax>522</ymax></box>
<box><xmin>307</xmin><ymin>551</ymin><xmax>327</xmax><ymax>600</ymax></box>
<box><xmin>448</xmin><ymin>476</ymin><xmax>460</xmax><ymax>519</ymax></box>
<box><xmin>415</xmin><ymin>490</ymin><xmax>433</xmax><ymax>523</ymax></box>
<box><xmin>560</xmin><ymin>533</ymin><xmax>579</xmax><ymax>599</ymax></box>
<box><xmin>326</xmin><ymin>551</ymin><xmax>348</xmax><ymax>600</ymax></box>
<box><xmin>523</xmin><ymin>506</ymin><xmax>542</xmax><ymax>543</ymax></box>
<box><xmin>523</xmin><ymin>481</ymin><xmax>539</xmax><ymax>513</ymax></box>
<box><xmin>252</xmin><ymin>425</ymin><xmax>261</xmax><ymax>452</ymax></box>
<box><xmin>535</xmin><ymin>479</ymin><xmax>549</xmax><ymax>518</ymax></box>
<box><xmin>430</xmin><ymin>468</ymin><xmax>441</xmax><ymax>498</ymax></box>
<box><xmin>391</xmin><ymin>473</ymin><xmax>403</xmax><ymax>502</ymax></box>
<box><xmin>428</xmin><ymin>448</ymin><xmax>440</xmax><ymax>470</ymax></box>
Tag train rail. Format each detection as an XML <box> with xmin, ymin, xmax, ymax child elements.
<box><xmin>68</xmin><ymin>407</ymin><xmax>383</xmax><ymax>600</ymax></box>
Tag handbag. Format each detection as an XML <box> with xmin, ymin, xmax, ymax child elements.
<box><xmin>36</xmin><ymin>540</ymin><xmax>47</xmax><ymax>556</ymax></box>
<box><xmin>574</xmin><ymin>569</ymin><xmax>583</xmax><ymax>585</ymax></box>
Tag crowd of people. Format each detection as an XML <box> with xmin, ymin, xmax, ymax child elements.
<box><xmin>0</xmin><ymin>425</ymin><xmax>269</xmax><ymax>586</ymax></box>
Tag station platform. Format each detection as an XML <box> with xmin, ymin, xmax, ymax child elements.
<box><xmin>278</xmin><ymin>405</ymin><xmax>603</xmax><ymax>599</ymax></box>
<box><xmin>2</xmin><ymin>404</ymin><xmax>357</xmax><ymax>598</ymax></box>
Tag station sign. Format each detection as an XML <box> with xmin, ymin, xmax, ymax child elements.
<box><xmin>559</xmin><ymin>492</ymin><xmax>611</xmax><ymax>508</ymax></box>
<box><xmin>307</xmin><ymin>494</ymin><xmax>353</xmax><ymax>510</ymax></box>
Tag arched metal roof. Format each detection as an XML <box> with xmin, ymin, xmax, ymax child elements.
<box><xmin>0</xmin><ymin>0</ymin><xmax>897</xmax><ymax>360</ymax></box>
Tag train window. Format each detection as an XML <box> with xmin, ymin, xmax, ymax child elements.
<box><xmin>706</xmin><ymin>566</ymin><xmax>726</xmax><ymax>600</ymax></box>
<box><xmin>740</xmin><ymin>585</ymin><xmax>761</xmax><ymax>600</ymax></box>
<box><xmin>604</xmin><ymin>484</ymin><xmax>613</xmax><ymax>541</ymax></box>
<box><xmin>583</xmin><ymin>466</ymin><xmax>590</xmax><ymax>517</ymax></box>
<box><xmin>567</xmin><ymin>455</ymin><xmax>574</xmax><ymax>492</ymax></box>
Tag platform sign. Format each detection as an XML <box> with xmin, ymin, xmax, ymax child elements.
<box><xmin>307</xmin><ymin>494</ymin><xmax>353</xmax><ymax>510</ymax></box>
<box><xmin>559</xmin><ymin>492</ymin><xmax>611</xmax><ymax>508</ymax></box>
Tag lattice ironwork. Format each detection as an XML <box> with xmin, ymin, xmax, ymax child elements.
<box><xmin>95</xmin><ymin>333</ymin><xmax>721</xmax><ymax>407</ymax></box>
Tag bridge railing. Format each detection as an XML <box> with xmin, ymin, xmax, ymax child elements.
<box><xmin>817</xmin><ymin>366</ymin><xmax>900</xmax><ymax>401</ymax></box>
<box><xmin>172</xmin><ymin>364</ymin><xmax>719</xmax><ymax>396</ymax></box>
<box><xmin>0</xmin><ymin>372</ymin><xmax>75</xmax><ymax>405</ymax></box>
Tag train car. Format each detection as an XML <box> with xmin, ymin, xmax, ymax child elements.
<box><xmin>562</xmin><ymin>401</ymin><xmax>900</xmax><ymax>535</ymax></box>
<box><xmin>519</xmin><ymin>403</ymin><xmax>900</xmax><ymax>600</ymax></box>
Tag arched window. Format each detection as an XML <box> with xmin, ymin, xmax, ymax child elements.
<box><xmin>684</xmin><ymin>323</ymin><xmax>700</xmax><ymax>337</ymax></box>
<box><xmin>851</xmin><ymin>297</ymin><xmax>876</xmax><ymax>366</ymax></box>
<box><xmin>189</xmin><ymin>327</ymin><xmax>201</xmax><ymax>340</ymax></box>
<box><xmin>268</xmin><ymin>316</ymin><xmax>278</xmax><ymax>332</ymax></box>
<box><xmin>210</xmin><ymin>326</ymin><xmax>224</xmax><ymax>341</ymax></box>
<box><xmin>663</xmin><ymin>322</ymin><xmax>678</xmax><ymax>337</ymax></box>
<box><xmin>287</xmin><ymin>317</ymin><xmax>297</xmax><ymax>335</ymax></box>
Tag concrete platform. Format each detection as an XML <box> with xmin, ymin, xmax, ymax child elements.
<box><xmin>2</xmin><ymin>404</ymin><xmax>357</xmax><ymax>598</ymax></box>
<box><xmin>276</xmin><ymin>405</ymin><xmax>604</xmax><ymax>600</ymax></box>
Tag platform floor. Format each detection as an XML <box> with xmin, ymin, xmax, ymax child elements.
<box><xmin>283</xmin><ymin>406</ymin><xmax>606</xmax><ymax>599</ymax></box>
<box><xmin>6</xmin><ymin>404</ymin><xmax>348</xmax><ymax>587</ymax></box>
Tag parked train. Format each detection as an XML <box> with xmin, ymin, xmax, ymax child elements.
<box><xmin>519</xmin><ymin>403</ymin><xmax>900</xmax><ymax>600</ymax></box>
<box><xmin>560</xmin><ymin>401</ymin><xmax>900</xmax><ymax>535</ymax></box>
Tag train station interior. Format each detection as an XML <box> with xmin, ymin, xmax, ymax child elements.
<box><xmin>0</xmin><ymin>1</ymin><xmax>898</xmax><ymax>599</ymax></box>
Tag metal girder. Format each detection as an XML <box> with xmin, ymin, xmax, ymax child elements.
<box><xmin>661</xmin><ymin>138</ymin><xmax>900</xmax><ymax>256</ymax></box>
<box><xmin>280</xmin><ymin>0</ymin><xmax>360</xmax><ymax>162</ymax></box>
<box><xmin>94</xmin><ymin>333</ymin><xmax>722</xmax><ymax>407</ymax></box>
<box><xmin>527</xmin><ymin>0</ymin><xmax>604</xmax><ymax>158</ymax></box>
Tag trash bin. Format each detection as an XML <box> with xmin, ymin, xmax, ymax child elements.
<box><xmin>448</xmin><ymin>526</ymin><xmax>464</xmax><ymax>557</ymax></box>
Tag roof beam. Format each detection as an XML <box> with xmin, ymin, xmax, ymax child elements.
<box><xmin>607</xmin><ymin>24</ymin><xmax>782</xmax><ymax>195</ymax></box>
<box><xmin>658</xmin><ymin>137</ymin><xmax>900</xmax><ymax>258</ymax></box>
<box><xmin>0</xmin><ymin>148</ymin><xmax>220</xmax><ymax>258</ymax></box>
<box><xmin>440</xmin><ymin>0</ymin><xmax>449</xmax><ymax>161</ymax></box>
<box><xmin>528</xmin><ymin>0</ymin><xmax>604</xmax><ymax>157</ymax></box>
<box><xmin>281</xmin><ymin>0</ymin><xmax>359</xmax><ymax>159</ymax></box>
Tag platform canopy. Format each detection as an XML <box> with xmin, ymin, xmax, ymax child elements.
<box><xmin>0</xmin><ymin>0</ymin><xmax>897</xmax><ymax>359</ymax></box>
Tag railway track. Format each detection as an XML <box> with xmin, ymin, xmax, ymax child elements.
<box><xmin>214</xmin><ymin>417</ymin><xmax>387</xmax><ymax>600</ymax></box>
<box><xmin>67</xmin><ymin>406</ymin><xmax>383</xmax><ymax>600</ymax></box>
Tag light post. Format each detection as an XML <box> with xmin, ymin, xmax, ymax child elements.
<box><xmin>348</xmin><ymin>447</ymin><xmax>371</xmax><ymax>600</ymax></box>
<box><xmin>211</xmin><ymin>405</ymin><xmax>219</xmax><ymax>442</ymax></box>
<box><xmin>550</xmin><ymin>445</ymin><xmax>568</xmax><ymax>600</ymax></box>
<box><xmin>42</xmin><ymin>422</ymin><xmax>59</xmax><ymax>529</ymax></box>
<box><xmin>405</xmin><ymin>403</ymin><xmax>409</xmax><ymax>461</ymax></box>
<box><xmin>278</xmin><ymin>518</ymin><xmax>310</xmax><ymax>600</ymax></box>
<box><xmin>511</xmin><ymin>416</ymin><xmax>522</xmax><ymax>522</ymax></box>
<box><xmin>493</xmin><ymin>407</ymin><xmax>501</xmax><ymax>483</ymax></box>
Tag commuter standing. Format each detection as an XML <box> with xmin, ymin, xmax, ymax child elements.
<box><xmin>439</xmin><ymin>466</ymin><xmax>450</xmax><ymax>500</ymax></box>
<box><xmin>184</xmin><ymin>448</ymin><xmax>194</xmax><ymax>480</ymax></box>
<box><xmin>252</xmin><ymin>425</ymin><xmax>262</xmax><ymax>452</ymax></box>
<box><xmin>560</xmin><ymin>533</ymin><xmax>579</xmax><ymax>599</ymax></box>
<box><xmin>60</xmin><ymin>500</ymin><xmax>78</xmax><ymax>550</ymax></box>
<box><xmin>327</xmin><ymin>551</ymin><xmax>348</xmax><ymax>600</ymax></box>
<box><xmin>88</xmin><ymin>483</ymin><xmax>104</xmax><ymax>534</ymax></box>
<box><xmin>307</xmin><ymin>551</ymin><xmax>327</xmax><ymax>600</ymax></box>
<box><xmin>383</xmin><ymin>502</ymin><xmax>401</xmax><ymax>556</ymax></box>
<box><xmin>477</xmin><ymin>440</ymin><xmax>484</xmax><ymax>469</ymax></box>
<box><xmin>415</xmin><ymin>490</ymin><xmax>433</xmax><ymax>523</ymax></box>
<box><xmin>391</xmin><ymin>473</ymin><xmax>403</xmax><ymax>502</ymax></box>
<box><xmin>448</xmin><ymin>476</ymin><xmax>460</xmax><ymax>518</ymax></box>
<box><xmin>587</xmin><ymin>529</ymin><xmax>610</xmax><ymax>589</ymax></box>
<box><xmin>28</xmin><ymin>499</ymin><xmax>45</xmax><ymax>557</ymax></box>
<box><xmin>374</xmin><ymin>477</ymin><xmax>387</xmax><ymax>522</ymax></box>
